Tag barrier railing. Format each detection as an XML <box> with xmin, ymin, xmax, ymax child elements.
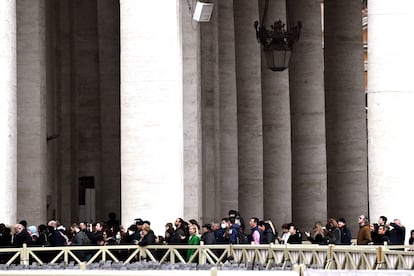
<box><xmin>0</xmin><ymin>243</ymin><xmax>413</xmax><ymax>270</ymax></box>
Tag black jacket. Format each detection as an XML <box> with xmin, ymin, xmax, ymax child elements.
<box><xmin>201</xmin><ymin>230</ymin><xmax>216</xmax><ymax>245</ymax></box>
<box><xmin>389</xmin><ymin>223</ymin><xmax>405</xmax><ymax>245</ymax></box>
<box><xmin>340</xmin><ymin>227</ymin><xmax>352</xmax><ymax>245</ymax></box>
<box><xmin>138</xmin><ymin>230</ymin><xmax>156</xmax><ymax>246</ymax></box>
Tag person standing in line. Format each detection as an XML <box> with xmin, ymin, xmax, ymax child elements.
<box><xmin>287</xmin><ymin>224</ymin><xmax>302</xmax><ymax>244</ymax></box>
<box><xmin>408</xmin><ymin>230</ymin><xmax>414</xmax><ymax>251</ymax></box>
<box><xmin>249</xmin><ymin>217</ymin><xmax>262</xmax><ymax>245</ymax></box>
<box><xmin>171</xmin><ymin>218</ymin><xmax>189</xmax><ymax>245</ymax></box>
<box><xmin>138</xmin><ymin>223</ymin><xmax>156</xmax><ymax>246</ymax></box>
<box><xmin>323</xmin><ymin>218</ymin><xmax>341</xmax><ymax>245</ymax></box>
<box><xmin>277</xmin><ymin>223</ymin><xmax>291</xmax><ymax>244</ymax></box>
<box><xmin>305</xmin><ymin>221</ymin><xmax>324</xmax><ymax>244</ymax></box>
<box><xmin>258</xmin><ymin>221</ymin><xmax>275</xmax><ymax>244</ymax></box>
<box><xmin>227</xmin><ymin>217</ymin><xmax>240</xmax><ymax>244</ymax></box>
<box><xmin>388</xmin><ymin>218</ymin><xmax>406</xmax><ymax>245</ymax></box>
<box><xmin>0</xmin><ymin>224</ymin><xmax>12</xmax><ymax>246</ymax></box>
<box><xmin>357</xmin><ymin>215</ymin><xmax>371</xmax><ymax>245</ymax></box>
<box><xmin>186</xmin><ymin>224</ymin><xmax>200</xmax><ymax>262</ymax></box>
<box><xmin>164</xmin><ymin>222</ymin><xmax>174</xmax><ymax>244</ymax></box>
<box><xmin>371</xmin><ymin>215</ymin><xmax>387</xmax><ymax>243</ymax></box>
<box><xmin>373</xmin><ymin>225</ymin><xmax>390</xmax><ymax>245</ymax></box>
<box><xmin>228</xmin><ymin>210</ymin><xmax>245</xmax><ymax>230</ymax></box>
<box><xmin>337</xmin><ymin>217</ymin><xmax>352</xmax><ymax>245</ymax></box>
<box><xmin>12</xmin><ymin>224</ymin><xmax>32</xmax><ymax>247</ymax></box>
<box><xmin>200</xmin><ymin>224</ymin><xmax>216</xmax><ymax>245</ymax></box>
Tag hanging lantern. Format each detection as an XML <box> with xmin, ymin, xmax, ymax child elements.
<box><xmin>254</xmin><ymin>0</ymin><xmax>302</xmax><ymax>71</ymax></box>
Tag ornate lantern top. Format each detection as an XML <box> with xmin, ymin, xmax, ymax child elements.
<box><xmin>254</xmin><ymin>0</ymin><xmax>302</xmax><ymax>71</ymax></box>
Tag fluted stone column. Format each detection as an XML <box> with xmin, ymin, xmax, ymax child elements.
<box><xmin>0</xmin><ymin>0</ymin><xmax>17</xmax><ymax>225</ymax></box>
<box><xmin>218</xmin><ymin>0</ymin><xmax>239</xmax><ymax>218</ymax></box>
<box><xmin>324</xmin><ymin>0</ymin><xmax>368</xmax><ymax>234</ymax></box>
<box><xmin>234</xmin><ymin>0</ymin><xmax>263</xmax><ymax>220</ymax></box>
<box><xmin>120</xmin><ymin>0</ymin><xmax>184</xmax><ymax>234</ymax></box>
<box><xmin>289</xmin><ymin>0</ymin><xmax>327</xmax><ymax>230</ymax></box>
<box><xmin>16</xmin><ymin>0</ymin><xmax>47</xmax><ymax>225</ymax></box>
<box><xmin>368</xmin><ymin>0</ymin><xmax>414</xmax><ymax>238</ymax></box>
<box><xmin>97</xmin><ymin>0</ymin><xmax>121</xmax><ymax>220</ymax></box>
<box><xmin>260</xmin><ymin>0</ymin><xmax>292</xmax><ymax>226</ymax></box>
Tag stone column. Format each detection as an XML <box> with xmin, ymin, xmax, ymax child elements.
<box><xmin>45</xmin><ymin>0</ymin><xmax>59</xmax><ymax>223</ymax></box>
<box><xmin>56</xmin><ymin>0</ymin><xmax>74</xmax><ymax>223</ymax></box>
<box><xmin>260</xmin><ymin>0</ymin><xmax>292</xmax><ymax>226</ymax></box>
<box><xmin>45</xmin><ymin>0</ymin><xmax>74</xmax><ymax>224</ymax></box>
<box><xmin>97</xmin><ymin>0</ymin><xmax>121</xmax><ymax>221</ymax></box>
<box><xmin>234</xmin><ymin>0</ymin><xmax>263</xmax><ymax>220</ymax></box>
<box><xmin>120</xmin><ymin>0</ymin><xmax>184</xmax><ymax>234</ymax></box>
<box><xmin>72</xmin><ymin>0</ymin><xmax>102</xmax><ymax>223</ymax></box>
<box><xmin>182</xmin><ymin>1</ymin><xmax>202</xmax><ymax>221</ymax></box>
<box><xmin>198</xmin><ymin>3</ymin><xmax>218</xmax><ymax>222</ymax></box>
<box><xmin>368</xmin><ymin>0</ymin><xmax>414</xmax><ymax>238</ymax></box>
<box><xmin>217</xmin><ymin>0</ymin><xmax>239</xmax><ymax>219</ymax></box>
<box><xmin>16</xmin><ymin>0</ymin><xmax>47</xmax><ymax>225</ymax></box>
<box><xmin>324</xmin><ymin>0</ymin><xmax>368</xmax><ymax>233</ymax></box>
<box><xmin>289</xmin><ymin>0</ymin><xmax>327</xmax><ymax>230</ymax></box>
<box><xmin>0</xmin><ymin>0</ymin><xmax>17</xmax><ymax>225</ymax></box>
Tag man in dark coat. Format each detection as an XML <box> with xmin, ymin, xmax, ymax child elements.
<box><xmin>388</xmin><ymin>219</ymin><xmax>405</xmax><ymax>245</ymax></box>
<box><xmin>201</xmin><ymin>224</ymin><xmax>216</xmax><ymax>245</ymax></box>
<box><xmin>12</xmin><ymin>224</ymin><xmax>32</xmax><ymax>247</ymax></box>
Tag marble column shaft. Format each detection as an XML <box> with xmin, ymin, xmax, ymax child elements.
<box><xmin>0</xmin><ymin>0</ymin><xmax>17</xmax><ymax>226</ymax></box>
<box><xmin>16</xmin><ymin>0</ymin><xmax>47</xmax><ymax>225</ymax></box>
<box><xmin>234</xmin><ymin>0</ymin><xmax>264</xmax><ymax>220</ymax></box>
<box><xmin>324</xmin><ymin>0</ymin><xmax>368</xmax><ymax>235</ymax></box>
<box><xmin>217</xmin><ymin>0</ymin><xmax>239</xmax><ymax>219</ymax></box>
<box><xmin>73</xmin><ymin>0</ymin><xmax>101</xmax><ymax>223</ymax></box>
<box><xmin>289</xmin><ymin>0</ymin><xmax>327</xmax><ymax>229</ymax></box>
<box><xmin>120</xmin><ymin>0</ymin><xmax>184</xmax><ymax>234</ymax></box>
<box><xmin>368</xmin><ymin>0</ymin><xmax>414</xmax><ymax>239</ymax></box>
<box><xmin>182</xmin><ymin>1</ymin><xmax>202</xmax><ymax>221</ymax></box>
<box><xmin>97</xmin><ymin>0</ymin><xmax>121</xmax><ymax>220</ymax></box>
<box><xmin>260</xmin><ymin>0</ymin><xmax>292</xmax><ymax>226</ymax></box>
<box><xmin>56</xmin><ymin>0</ymin><xmax>74</xmax><ymax>224</ymax></box>
<box><xmin>199</xmin><ymin>2</ymin><xmax>219</xmax><ymax>223</ymax></box>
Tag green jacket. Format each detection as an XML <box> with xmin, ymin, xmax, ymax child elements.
<box><xmin>186</xmin><ymin>234</ymin><xmax>200</xmax><ymax>262</ymax></box>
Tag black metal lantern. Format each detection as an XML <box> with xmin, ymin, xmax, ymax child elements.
<box><xmin>254</xmin><ymin>0</ymin><xmax>302</xmax><ymax>71</ymax></box>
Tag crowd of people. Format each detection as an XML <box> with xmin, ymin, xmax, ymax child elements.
<box><xmin>0</xmin><ymin>211</ymin><xmax>411</xmax><ymax>259</ymax></box>
<box><xmin>276</xmin><ymin>215</ymin><xmax>408</xmax><ymax>247</ymax></box>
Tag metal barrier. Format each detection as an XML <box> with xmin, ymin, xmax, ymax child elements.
<box><xmin>0</xmin><ymin>243</ymin><xmax>414</xmax><ymax>270</ymax></box>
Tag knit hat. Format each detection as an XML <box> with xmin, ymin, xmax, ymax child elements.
<box><xmin>28</xmin><ymin>225</ymin><xmax>38</xmax><ymax>236</ymax></box>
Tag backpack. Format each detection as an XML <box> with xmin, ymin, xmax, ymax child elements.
<box><xmin>237</xmin><ymin>231</ymin><xmax>250</xmax><ymax>244</ymax></box>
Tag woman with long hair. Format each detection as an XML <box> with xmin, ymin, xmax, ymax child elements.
<box><xmin>186</xmin><ymin>224</ymin><xmax>200</xmax><ymax>262</ymax></box>
<box><xmin>324</xmin><ymin>218</ymin><xmax>341</xmax><ymax>245</ymax></box>
<box><xmin>305</xmin><ymin>221</ymin><xmax>324</xmax><ymax>244</ymax></box>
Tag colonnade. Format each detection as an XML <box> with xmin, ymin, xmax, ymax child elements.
<box><xmin>0</xmin><ymin>0</ymin><xmax>412</xmax><ymax>237</ymax></box>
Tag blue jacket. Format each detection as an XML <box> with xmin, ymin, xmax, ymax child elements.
<box><xmin>229</xmin><ymin>224</ymin><xmax>240</xmax><ymax>244</ymax></box>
